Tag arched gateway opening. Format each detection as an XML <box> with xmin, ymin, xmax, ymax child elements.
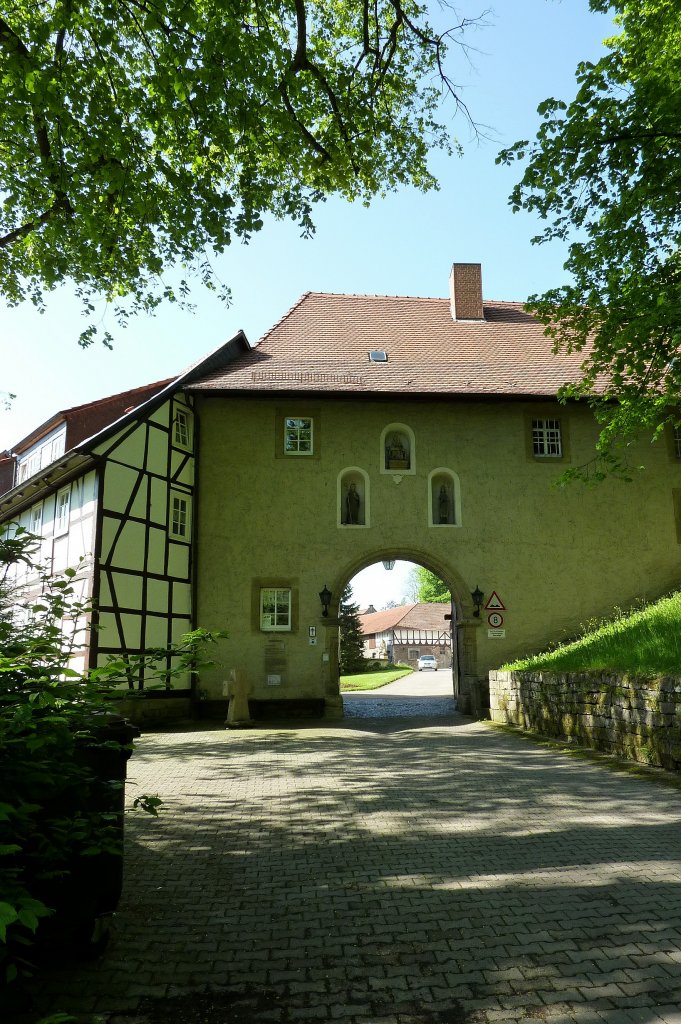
<box><xmin>323</xmin><ymin>550</ymin><xmax>482</xmax><ymax>719</ymax></box>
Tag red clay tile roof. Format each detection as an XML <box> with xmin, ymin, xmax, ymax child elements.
<box><xmin>188</xmin><ymin>292</ymin><xmax>592</xmax><ymax>397</ymax></box>
<box><xmin>399</xmin><ymin>603</ymin><xmax>452</xmax><ymax>629</ymax></box>
<box><xmin>360</xmin><ymin>602</ymin><xmax>451</xmax><ymax>635</ymax></box>
<box><xmin>360</xmin><ymin>604</ymin><xmax>417</xmax><ymax>635</ymax></box>
<box><xmin>11</xmin><ymin>378</ymin><xmax>173</xmax><ymax>454</ymax></box>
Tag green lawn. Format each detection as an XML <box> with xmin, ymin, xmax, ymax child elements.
<box><xmin>340</xmin><ymin>667</ymin><xmax>414</xmax><ymax>691</ymax></box>
<box><xmin>505</xmin><ymin>591</ymin><xmax>681</xmax><ymax>673</ymax></box>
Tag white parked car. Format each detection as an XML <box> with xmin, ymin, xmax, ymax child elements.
<box><xmin>417</xmin><ymin>655</ymin><xmax>438</xmax><ymax>671</ymax></box>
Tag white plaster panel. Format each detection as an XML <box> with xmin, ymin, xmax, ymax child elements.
<box><xmin>98</xmin><ymin>575</ymin><xmax>112</xmax><ymax>608</ymax></box>
<box><xmin>51</xmin><ymin>534</ymin><xmax>70</xmax><ymax>573</ymax></box>
<box><xmin>106</xmin><ymin>519</ymin><xmax>146</xmax><ymax>571</ymax></box>
<box><xmin>100</xmin><ymin>517</ymin><xmax>118</xmax><ymax>564</ymax></box>
<box><xmin>149</xmin><ymin>477</ymin><xmax>168</xmax><ymax>525</ymax></box>
<box><xmin>170</xmin><ymin>450</ymin><xmax>194</xmax><ymax>484</ymax></box>
<box><xmin>172</xmin><ymin>582</ymin><xmax>192</xmax><ymax>615</ymax></box>
<box><xmin>147</xmin><ymin>527</ymin><xmax>166</xmax><ymax>576</ymax></box>
<box><xmin>100</xmin><ymin>425</ymin><xmax>148</xmax><ymax>469</ymax></box>
<box><xmin>145</xmin><ymin>419</ymin><xmax>172</xmax><ymax>477</ymax></box>
<box><xmin>96</xmin><ymin>611</ymin><xmax>120</xmax><ymax>648</ymax></box>
<box><xmin>167</xmin><ymin>542</ymin><xmax>190</xmax><ymax>580</ymax></box>
<box><xmin>110</xmin><ymin>571</ymin><xmax>143</xmax><ymax>611</ymax></box>
<box><xmin>120</xmin><ymin>613</ymin><xmax>142</xmax><ymax>650</ymax></box>
<box><xmin>146</xmin><ymin>577</ymin><xmax>170</xmax><ymax>613</ymax></box>
<box><xmin>148</xmin><ymin>404</ymin><xmax>170</xmax><ymax>428</ymax></box>
<box><xmin>144</xmin><ymin>615</ymin><xmax>169</xmax><ymax>648</ymax></box>
<box><xmin>104</xmin><ymin>462</ymin><xmax>141</xmax><ymax>514</ymax></box>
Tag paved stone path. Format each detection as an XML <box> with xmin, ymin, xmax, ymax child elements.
<box><xmin>31</xmin><ymin>703</ymin><xmax>681</xmax><ymax>1024</ymax></box>
<box><xmin>342</xmin><ymin>668</ymin><xmax>457</xmax><ymax>719</ymax></box>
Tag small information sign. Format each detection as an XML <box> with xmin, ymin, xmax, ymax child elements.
<box><xmin>487</xmin><ymin>628</ymin><xmax>506</xmax><ymax>639</ymax></box>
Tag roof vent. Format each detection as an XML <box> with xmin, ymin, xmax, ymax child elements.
<box><xmin>449</xmin><ymin>263</ymin><xmax>485</xmax><ymax>322</ymax></box>
<box><xmin>369</xmin><ymin>350</ymin><xmax>388</xmax><ymax>362</ymax></box>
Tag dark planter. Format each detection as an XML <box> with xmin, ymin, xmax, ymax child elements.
<box><xmin>33</xmin><ymin>713</ymin><xmax>140</xmax><ymax>960</ymax></box>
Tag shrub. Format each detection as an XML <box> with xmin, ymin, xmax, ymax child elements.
<box><xmin>0</xmin><ymin>527</ymin><xmax>220</xmax><ymax>993</ymax></box>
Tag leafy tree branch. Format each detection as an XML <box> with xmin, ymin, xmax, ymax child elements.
<box><xmin>0</xmin><ymin>0</ymin><xmax>481</xmax><ymax>345</ymax></box>
<box><xmin>498</xmin><ymin>0</ymin><xmax>681</xmax><ymax>476</ymax></box>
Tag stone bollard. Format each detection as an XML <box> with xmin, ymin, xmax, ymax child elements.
<box><xmin>223</xmin><ymin>669</ymin><xmax>253</xmax><ymax>728</ymax></box>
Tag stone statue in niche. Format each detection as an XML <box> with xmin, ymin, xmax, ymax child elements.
<box><xmin>385</xmin><ymin>434</ymin><xmax>409</xmax><ymax>470</ymax></box>
<box><xmin>345</xmin><ymin>481</ymin><xmax>361</xmax><ymax>524</ymax></box>
<box><xmin>438</xmin><ymin>485</ymin><xmax>451</xmax><ymax>524</ymax></box>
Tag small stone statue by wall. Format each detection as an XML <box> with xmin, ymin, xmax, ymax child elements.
<box><xmin>345</xmin><ymin>481</ymin><xmax>361</xmax><ymax>524</ymax></box>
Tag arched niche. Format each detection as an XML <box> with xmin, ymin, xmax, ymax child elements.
<box><xmin>380</xmin><ymin>423</ymin><xmax>415</xmax><ymax>475</ymax></box>
<box><xmin>428</xmin><ymin>469</ymin><xmax>461</xmax><ymax>527</ymax></box>
<box><xmin>337</xmin><ymin>467</ymin><xmax>370</xmax><ymax>527</ymax></box>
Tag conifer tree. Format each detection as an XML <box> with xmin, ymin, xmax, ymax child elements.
<box><xmin>339</xmin><ymin>584</ymin><xmax>365</xmax><ymax>675</ymax></box>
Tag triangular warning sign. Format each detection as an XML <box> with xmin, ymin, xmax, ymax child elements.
<box><xmin>485</xmin><ymin>591</ymin><xmax>505</xmax><ymax>611</ymax></box>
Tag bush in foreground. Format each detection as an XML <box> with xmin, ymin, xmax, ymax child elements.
<box><xmin>0</xmin><ymin>527</ymin><xmax>218</xmax><ymax>995</ymax></box>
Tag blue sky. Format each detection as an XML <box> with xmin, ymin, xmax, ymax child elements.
<box><xmin>0</xmin><ymin>1</ymin><xmax>613</xmax><ymax>604</ymax></box>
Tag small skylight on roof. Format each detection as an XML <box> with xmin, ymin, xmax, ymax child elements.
<box><xmin>369</xmin><ymin>350</ymin><xmax>388</xmax><ymax>362</ymax></box>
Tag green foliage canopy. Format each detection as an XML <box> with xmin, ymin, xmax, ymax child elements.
<box><xmin>410</xmin><ymin>566</ymin><xmax>450</xmax><ymax>604</ymax></box>
<box><xmin>498</xmin><ymin>1</ymin><xmax>681</xmax><ymax>477</ymax></box>
<box><xmin>0</xmin><ymin>0</ymin><xmax>473</xmax><ymax>345</ymax></box>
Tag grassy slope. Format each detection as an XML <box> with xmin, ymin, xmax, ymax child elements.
<box><xmin>340</xmin><ymin>667</ymin><xmax>414</xmax><ymax>691</ymax></box>
<box><xmin>505</xmin><ymin>591</ymin><xmax>681</xmax><ymax>673</ymax></box>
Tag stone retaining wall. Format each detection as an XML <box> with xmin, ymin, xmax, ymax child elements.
<box><xmin>489</xmin><ymin>669</ymin><xmax>681</xmax><ymax>771</ymax></box>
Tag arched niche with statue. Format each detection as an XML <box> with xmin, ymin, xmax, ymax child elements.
<box><xmin>380</xmin><ymin>423</ymin><xmax>415</xmax><ymax>476</ymax></box>
<box><xmin>337</xmin><ymin>468</ymin><xmax>370</xmax><ymax>527</ymax></box>
<box><xmin>428</xmin><ymin>469</ymin><xmax>461</xmax><ymax>527</ymax></box>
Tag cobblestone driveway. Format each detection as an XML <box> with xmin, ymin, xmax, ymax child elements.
<box><xmin>32</xmin><ymin>706</ymin><xmax>681</xmax><ymax>1024</ymax></box>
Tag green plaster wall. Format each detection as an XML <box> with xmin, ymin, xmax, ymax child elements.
<box><xmin>194</xmin><ymin>395</ymin><xmax>681</xmax><ymax>707</ymax></box>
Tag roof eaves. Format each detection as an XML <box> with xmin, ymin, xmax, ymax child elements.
<box><xmin>3</xmin><ymin>330</ymin><xmax>250</xmax><ymax>502</ymax></box>
<box><xmin>0</xmin><ymin>451</ymin><xmax>96</xmax><ymax>522</ymax></box>
<box><xmin>10</xmin><ymin>378</ymin><xmax>175</xmax><ymax>455</ymax></box>
<box><xmin>72</xmin><ymin>329</ymin><xmax>250</xmax><ymax>455</ymax></box>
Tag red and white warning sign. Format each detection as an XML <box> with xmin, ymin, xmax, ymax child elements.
<box><xmin>485</xmin><ymin>591</ymin><xmax>505</xmax><ymax>611</ymax></box>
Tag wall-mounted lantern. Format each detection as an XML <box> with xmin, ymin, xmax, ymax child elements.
<box><xmin>471</xmin><ymin>586</ymin><xmax>484</xmax><ymax>617</ymax></box>
<box><xmin>319</xmin><ymin>585</ymin><xmax>332</xmax><ymax>617</ymax></box>
<box><xmin>382</xmin><ymin>559</ymin><xmax>396</xmax><ymax>570</ymax></box>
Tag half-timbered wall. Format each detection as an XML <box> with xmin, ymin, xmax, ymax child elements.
<box><xmin>7</xmin><ymin>471</ymin><xmax>98</xmax><ymax>674</ymax></box>
<box><xmin>92</xmin><ymin>394</ymin><xmax>195</xmax><ymax>689</ymax></box>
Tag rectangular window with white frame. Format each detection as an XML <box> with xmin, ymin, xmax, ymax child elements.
<box><xmin>55</xmin><ymin>487</ymin><xmax>71</xmax><ymax>535</ymax></box>
<box><xmin>284</xmin><ymin>417</ymin><xmax>313</xmax><ymax>455</ymax></box>
<box><xmin>49</xmin><ymin>433</ymin><xmax>65</xmax><ymax>463</ymax></box>
<box><xmin>260</xmin><ymin>588</ymin><xmax>292</xmax><ymax>631</ymax></box>
<box><xmin>532</xmin><ymin>418</ymin><xmax>563</xmax><ymax>458</ymax></box>
<box><xmin>173</xmin><ymin>407</ymin><xmax>193</xmax><ymax>451</ymax></box>
<box><xmin>169</xmin><ymin>491</ymin><xmax>191</xmax><ymax>540</ymax></box>
<box><xmin>30</xmin><ymin>502</ymin><xmax>43</xmax><ymax>536</ymax></box>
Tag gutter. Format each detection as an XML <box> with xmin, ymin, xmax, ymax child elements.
<box><xmin>0</xmin><ymin>452</ymin><xmax>98</xmax><ymax>523</ymax></box>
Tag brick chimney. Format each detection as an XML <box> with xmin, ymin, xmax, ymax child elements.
<box><xmin>449</xmin><ymin>263</ymin><xmax>484</xmax><ymax>321</ymax></box>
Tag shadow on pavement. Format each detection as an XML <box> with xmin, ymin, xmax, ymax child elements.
<box><xmin>25</xmin><ymin>720</ymin><xmax>681</xmax><ymax>1024</ymax></box>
